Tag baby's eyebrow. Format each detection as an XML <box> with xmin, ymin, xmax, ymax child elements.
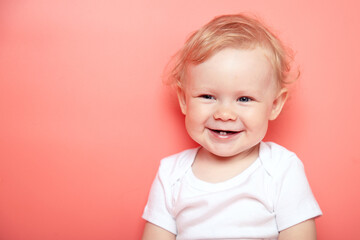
<box><xmin>189</xmin><ymin>87</ymin><xmax>215</xmax><ymax>92</ymax></box>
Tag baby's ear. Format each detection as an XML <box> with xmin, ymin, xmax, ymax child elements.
<box><xmin>269</xmin><ymin>88</ymin><xmax>288</xmax><ymax>120</ymax></box>
<box><xmin>177</xmin><ymin>88</ymin><xmax>187</xmax><ymax>115</ymax></box>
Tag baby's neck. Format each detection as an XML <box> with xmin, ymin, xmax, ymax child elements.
<box><xmin>191</xmin><ymin>144</ymin><xmax>260</xmax><ymax>183</ymax></box>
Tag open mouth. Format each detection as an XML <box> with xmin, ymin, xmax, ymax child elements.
<box><xmin>209</xmin><ymin>129</ymin><xmax>240</xmax><ymax>136</ymax></box>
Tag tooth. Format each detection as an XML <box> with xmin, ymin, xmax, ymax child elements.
<box><xmin>220</xmin><ymin>131</ymin><xmax>227</xmax><ymax>135</ymax></box>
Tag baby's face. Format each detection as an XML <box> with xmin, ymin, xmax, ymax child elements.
<box><xmin>178</xmin><ymin>47</ymin><xmax>287</xmax><ymax>158</ymax></box>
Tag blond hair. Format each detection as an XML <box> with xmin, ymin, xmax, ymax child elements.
<box><xmin>167</xmin><ymin>13</ymin><xmax>297</xmax><ymax>90</ymax></box>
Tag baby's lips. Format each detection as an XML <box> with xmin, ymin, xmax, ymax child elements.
<box><xmin>207</xmin><ymin>127</ymin><xmax>241</xmax><ymax>133</ymax></box>
<box><xmin>208</xmin><ymin>128</ymin><xmax>242</xmax><ymax>135</ymax></box>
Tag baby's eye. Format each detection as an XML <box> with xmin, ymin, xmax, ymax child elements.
<box><xmin>199</xmin><ymin>95</ymin><xmax>215</xmax><ymax>100</ymax></box>
<box><xmin>237</xmin><ymin>96</ymin><xmax>251</xmax><ymax>102</ymax></box>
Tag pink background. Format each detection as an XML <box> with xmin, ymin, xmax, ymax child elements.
<box><xmin>1</xmin><ymin>0</ymin><xmax>359</xmax><ymax>239</ymax></box>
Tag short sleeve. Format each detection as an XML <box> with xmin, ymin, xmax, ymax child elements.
<box><xmin>142</xmin><ymin>149</ymin><xmax>197</xmax><ymax>235</ymax></box>
<box><xmin>142</xmin><ymin>171</ymin><xmax>177</xmax><ymax>234</ymax></box>
<box><xmin>273</xmin><ymin>155</ymin><xmax>322</xmax><ymax>231</ymax></box>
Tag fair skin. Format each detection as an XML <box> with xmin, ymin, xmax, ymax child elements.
<box><xmin>142</xmin><ymin>47</ymin><xmax>317</xmax><ymax>239</ymax></box>
<box><xmin>178</xmin><ymin>47</ymin><xmax>286</xmax><ymax>183</ymax></box>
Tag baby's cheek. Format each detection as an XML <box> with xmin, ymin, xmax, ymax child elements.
<box><xmin>190</xmin><ymin>105</ymin><xmax>210</xmax><ymax>119</ymax></box>
<box><xmin>243</xmin><ymin>111</ymin><xmax>268</xmax><ymax>128</ymax></box>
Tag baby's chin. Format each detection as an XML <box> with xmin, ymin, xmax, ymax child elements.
<box><xmin>202</xmin><ymin>148</ymin><xmax>246</xmax><ymax>159</ymax></box>
<box><xmin>203</xmin><ymin>144</ymin><xmax>261</xmax><ymax>160</ymax></box>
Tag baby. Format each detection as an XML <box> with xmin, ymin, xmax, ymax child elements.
<box><xmin>142</xmin><ymin>14</ymin><xmax>322</xmax><ymax>240</ymax></box>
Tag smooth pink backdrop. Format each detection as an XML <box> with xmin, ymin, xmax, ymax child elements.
<box><xmin>1</xmin><ymin>1</ymin><xmax>359</xmax><ymax>239</ymax></box>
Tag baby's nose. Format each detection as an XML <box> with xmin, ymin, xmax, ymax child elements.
<box><xmin>213</xmin><ymin>106</ymin><xmax>237</xmax><ymax>121</ymax></box>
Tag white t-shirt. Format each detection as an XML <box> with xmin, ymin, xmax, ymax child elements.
<box><xmin>143</xmin><ymin>142</ymin><xmax>322</xmax><ymax>240</ymax></box>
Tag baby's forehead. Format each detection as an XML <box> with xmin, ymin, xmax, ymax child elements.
<box><xmin>186</xmin><ymin>47</ymin><xmax>278</xmax><ymax>83</ymax></box>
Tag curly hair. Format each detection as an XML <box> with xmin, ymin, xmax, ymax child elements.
<box><xmin>167</xmin><ymin>13</ymin><xmax>297</xmax><ymax>90</ymax></box>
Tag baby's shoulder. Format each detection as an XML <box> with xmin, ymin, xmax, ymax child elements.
<box><xmin>259</xmin><ymin>142</ymin><xmax>305</xmax><ymax>178</ymax></box>
<box><xmin>157</xmin><ymin>147</ymin><xmax>199</xmax><ymax>181</ymax></box>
